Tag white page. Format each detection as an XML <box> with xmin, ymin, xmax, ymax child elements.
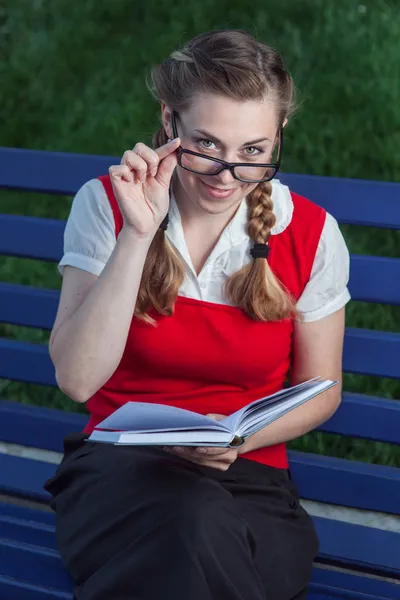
<box><xmin>220</xmin><ymin>378</ymin><xmax>323</xmax><ymax>433</ymax></box>
<box><xmin>89</xmin><ymin>428</ymin><xmax>233</xmax><ymax>446</ymax></box>
<box><xmin>96</xmin><ymin>401</ymin><xmax>231</xmax><ymax>433</ymax></box>
<box><xmin>237</xmin><ymin>379</ymin><xmax>337</xmax><ymax>436</ymax></box>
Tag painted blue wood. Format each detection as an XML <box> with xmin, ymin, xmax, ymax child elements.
<box><xmin>1</xmin><ymin>514</ymin><xmax>57</xmax><ymax>550</ymax></box>
<box><xmin>0</xmin><ymin>454</ymin><xmax>54</xmax><ymax>503</ymax></box>
<box><xmin>289</xmin><ymin>451</ymin><xmax>400</xmax><ymax>514</ymax></box>
<box><xmin>1</xmin><ymin>503</ymin><xmax>55</xmax><ymax>526</ymax></box>
<box><xmin>0</xmin><ymin>539</ymin><xmax>73</xmax><ymax>591</ymax></box>
<box><xmin>0</xmin><ymin>282</ymin><xmax>59</xmax><ymax>329</ymax></box>
<box><xmin>1</xmin><ymin>256</ymin><xmax>399</xmax><ymax>333</ymax></box>
<box><xmin>0</xmin><ymin>339</ymin><xmax>56</xmax><ymax>386</ymax></box>
<box><xmin>279</xmin><ymin>172</ymin><xmax>400</xmax><ymax>229</ymax></box>
<box><xmin>0</xmin><ymin>146</ymin><xmax>115</xmax><ymax>195</ymax></box>
<box><xmin>349</xmin><ymin>255</ymin><xmax>400</xmax><ymax>305</ymax></box>
<box><xmin>1</xmin><ymin>509</ymin><xmax>398</xmax><ymax>590</ymax></box>
<box><xmin>0</xmin><ymin>214</ymin><xmax>64</xmax><ymax>261</ymax></box>
<box><xmin>311</xmin><ymin>566</ymin><xmax>400</xmax><ymax>600</ymax></box>
<box><xmin>2</xmin><ymin>147</ymin><xmax>400</xmax><ymax>229</ymax></box>
<box><xmin>343</xmin><ymin>328</ymin><xmax>400</xmax><ymax>378</ymax></box>
<box><xmin>1</xmin><ymin>329</ymin><xmax>399</xmax><ymax>388</ymax></box>
<box><xmin>0</xmin><ymin>576</ymin><xmax>72</xmax><ymax>600</ymax></box>
<box><xmin>313</xmin><ymin>516</ymin><xmax>400</xmax><ymax>575</ymax></box>
<box><xmin>317</xmin><ymin>392</ymin><xmax>400</xmax><ymax>444</ymax></box>
<box><xmin>1</xmin><ymin>448</ymin><xmax>398</xmax><ymax>514</ymax></box>
<box><xmin>1</xmin><ymin>392</ymin><xmax>398</xmax><ymax>459</ymax></box>
<box><xmin>0</xmin><ymin>401</ymin><xmax>87</xmax><ymax>452</ymax></box>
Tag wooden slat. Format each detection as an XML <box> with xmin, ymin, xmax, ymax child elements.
<box><xmin>0</xmin><ymin>576</ymin><xmax>72</xmax><ymax>600</ymax></box>
<box><xmin>1</xmin><ymin>390</ymin><xmax>398</xmax><ymax>458</ymax></box>
<box><xmin>343</xmin><ymin>328</ymin><xmax>400</xmax><ymax>379</ymax></box>
<box><xmin>1</xmin><ymin>447</ymin><xmax>398</xmax><ymax>514</ymax></box>
<box><xmin>317</xmin><ymin>392</ymin><xmax>400</xmax><ymax>444</ymax></box>
<box><xmin>1</xmin><ymin>510</ymin><xmax>398</xmax><ymax>587</ymax></box>
<box><xmin>349</xmin><ymin>255</ymin><xmax>400</xmax><ymax>305</ymax></box>
<box><xmin>6</xmin><ymin>502</ymin><xmax>400</xmax><ymax>592</ymax></box>
<box><xmin>289</xmin><ymin>451</ymin><xmax>400</xmax><ymax>514</ymax></box>
<box><xmin>0</xmin><ymin>454</ymin><xmax>54</xmax><ymax>503</ymax></box>
<box><xmin>5</xmin><ymin>329</ymin><xmax>397</xmax><ymax>388</ymax></box>
<box><xmin>0</xmin><ymin>215</ymin><xmax>64</xmax><ymax>261</ymax></box>
<box><xmin>311</xmin><ymin>566</ymin><xmax>400</xmax><ymax>600</ymax></box>
<box><xmin>0</xmin><ymin>146</ymin><xmax>113</xmax><ymax>195</ymax></box>
<box><xmin>280</xmin><ymin>172</ymin><xmax>400</xmax><ymax>229</ymax></box>
<box><xmin>1</xmin><ymin>147</ymin><xmax>400</xmax><ymax>228</ymax></box>
<box><xmin>0</xmin><ymin>401</ymin><xmax>87</xmax><ymax>452</ymax></box>
<box><xmin>0</xmin><ymin>339</ymin><xmax>56</xmax><ymax>386</ymax></box>
<box><xmin>0</xmin><ymin>539</ymin><xmax>73</xmax><ymax>591</ymax></box>
<box><xmin>0</xmin><ymin>283</ymin><xmax>59</xmax><ymax>329</ymax></box>
<box><xmin>1</xmin><ymin>513</ymin><xmax>57</xmax><ymax>551</ymax></box>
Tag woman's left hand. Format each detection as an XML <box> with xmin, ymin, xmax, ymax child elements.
<box><xmin>163</xmin><ymin>413</ymin><xmax>239</xmax><ymax>471</ymax></box>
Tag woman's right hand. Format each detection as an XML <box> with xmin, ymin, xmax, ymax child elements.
<box><xmin>108</xmin><ymin>138</ymin><xmax>180</xmax><ymax>238</ymax></box>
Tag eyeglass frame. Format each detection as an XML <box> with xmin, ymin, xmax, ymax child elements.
<box><xmin>170</xmin><ymin>109</ymin><xmax>283</xmax><ymax>184</ymax></box>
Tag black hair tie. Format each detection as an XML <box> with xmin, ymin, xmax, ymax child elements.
<box><xmin>159</xmin><ymin>214</ymin><xmax>169</xmax><ymax>231</ymax></box>
<box><xmin>250</xmin><ymin>243</ymin><xmax>270</xmax><ymax>260</ymax></box>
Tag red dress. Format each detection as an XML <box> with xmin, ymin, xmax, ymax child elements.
<box><xmin>84</xmin><ymin>175</ymin><xmax>326</xmax><ymax>469</ymax></box>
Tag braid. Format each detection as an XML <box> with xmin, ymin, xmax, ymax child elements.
<box><xmin>224</xmin><ymin>183</ymin><xmax>297</xmax><ymax>321</ymax></box>
<box><xmin>247</xmin><ymin>181</ymin><xmax>276</xmax><ymax>244</ymax></box>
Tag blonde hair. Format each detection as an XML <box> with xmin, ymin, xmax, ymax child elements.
<box><xmin>136</xmin><ymin>29</ymin><xmax>297</xmax><ymax>323</ymax></box>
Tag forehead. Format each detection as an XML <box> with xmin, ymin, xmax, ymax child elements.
<box><xmin>180</xmin><ymin>93</ymin><xmax>278</xmax><ymax>142</ymax></box>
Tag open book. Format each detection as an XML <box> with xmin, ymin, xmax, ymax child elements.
<box><xmin>88</xmin><ymin>377</ymin><xmax>337</xmax><ymax>448</ymax></box>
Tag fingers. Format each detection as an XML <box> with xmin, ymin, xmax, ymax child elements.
<box><xmin>115</xmin><ymin>139</ymin><xmax>180</xmax><ymax>186</ymax></box>
<box><xmin>155</xmin><ymin>137</ymin><xmax>180</xmax><ymax>161</ymax></box>
<box><xmin>120</xmin><ymin>148</ymin><xmax>152</xmax><ymax>183</ymax></box>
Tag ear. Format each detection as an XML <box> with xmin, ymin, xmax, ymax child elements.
<box><xmin>161</xmin><ymin>104</ymin><xmax>174</xmax><ymax>139</ymax></box>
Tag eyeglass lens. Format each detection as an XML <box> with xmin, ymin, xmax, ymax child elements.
<box><xmin>180</xmin><ymin>153</ymin><xmax>277</xmax><ymax>182</ymax></box>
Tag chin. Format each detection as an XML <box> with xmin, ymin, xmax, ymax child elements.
<box><xmin>193</xmin><ymin>178</ymin><xmax>249</xmax><ymax>214</ymax></box>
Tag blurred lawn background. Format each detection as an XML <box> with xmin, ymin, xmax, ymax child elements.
<box><xmin>0</xmin><ymin>0</ymin><xmax>399</xmax><ymax>466</ymax></box>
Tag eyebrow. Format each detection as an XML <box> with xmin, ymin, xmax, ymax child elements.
<box><xmin>193</xmin><ymin>128</ymin><xmax>271</xmax><ymax>146</ymax></box>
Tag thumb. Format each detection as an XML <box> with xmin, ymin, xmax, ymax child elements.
<box><xmin>155</xmin><ymin>151</ymin><xmax>178</xmax><ymax>189</ymax></box>
<box><xmin>206</xmin><ymin>413</ymin><xmax>227</xmax><ymax>421</ymax></box>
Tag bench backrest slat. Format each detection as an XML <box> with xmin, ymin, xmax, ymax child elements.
<box><xmin>280</xmin><ymin>172</ymin><xmax>400</xmax><ymax>229</ymax></box>
<box><xmin>343</xmin><ymin>328</ymin><xmax>400</xmax><ymax>379</ymax></box>
<box><xmin>0</xmin><ymin>339</ymin><xmax>56</xmax><ymax>386</ymax></box>
<box><xmin>0</xmin><ymin>215</ymin><xmax>64</xmax><ymax>261</ymax></box>
<box><xmin>1</xmin><ymin>337</ymin><xmax>399</xmax><ymax>445</ymax></box>
<box><xmin>2</xmin><ymin>283</ymin><xmax>399</xmax><ymax>378</ymax></box>
<box><xmin>1</xmin><ymin>147</ymin><xmax>400</xmax><ymax>228</ymax></box>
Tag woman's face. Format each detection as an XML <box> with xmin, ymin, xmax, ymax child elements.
<box><xmin>162</xmin><ymin>92</ymin><xmax>280</xmax><ymax>216</ymax></box>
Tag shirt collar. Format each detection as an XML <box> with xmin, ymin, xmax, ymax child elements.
<box><xmin>167</xmin><ymin>178</ymin><xmax>293</xmax><ymax>251</ymax></box>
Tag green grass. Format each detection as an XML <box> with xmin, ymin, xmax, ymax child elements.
<box><xmin>1</xmin><ymin>0</ymin><xmax>399</xmax><ymax>465</ymax></box>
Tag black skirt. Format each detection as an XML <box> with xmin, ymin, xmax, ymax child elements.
<box><xmin>44</xmin><ymin>433</ymin><xmax>318</xmax><ymax>600</ymax></box>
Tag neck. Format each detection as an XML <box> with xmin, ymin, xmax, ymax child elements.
<box><xmin>172</xmin><ymin>176</ymin><xmax>244</xmax><ymax>275</ymax></box>
<box><xmin>172</xmin><ymin>176</ymin><xmax>242</xmax><ymax>239</ymax></box>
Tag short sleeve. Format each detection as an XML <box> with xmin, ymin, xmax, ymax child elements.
<box><xmin>296</xmin><ymin>212</ymin><xmax>351</xmax><ymax>322</ymax></box>
<box><xmin>58</xmin><ymin>178</ymin><xmax>116</xmax><ymax>276</ymax></box>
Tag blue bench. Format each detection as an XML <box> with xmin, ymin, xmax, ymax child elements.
<box><xmin>1</xmin><ymin>146</ymin><xmax>399</xmax><ymax>599</ymax></box>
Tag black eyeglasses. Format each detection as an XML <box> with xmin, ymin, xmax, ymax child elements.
<box><xmin>171</xmin><ymin>110</ymin><xmax>282</xmax><ymax>184</ymax></box>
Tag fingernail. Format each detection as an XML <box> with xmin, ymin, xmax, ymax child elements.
<box><xmin>173</xmin><ymin>446</ymin><xmax>183</xmax><ymax>453</ymax></box>
<box><xmin>196</xmin><ymin>447</ymin><xmax>207</xmax><ymax>454</ymax></box>
<box><xmin>151</xmin><ymin>168</ymin><xmax>157</xmax><ymax>177</ymax></box>
<box><xmin>168</xmin><ymin>137</ymin><xmax>179</xmax><ymax>144</ymax></box>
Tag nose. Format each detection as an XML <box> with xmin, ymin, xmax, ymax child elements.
<box><xmin>213</xmin><ymin>166</ymin><xmax>236</xmax><ymax>186</ymax></box>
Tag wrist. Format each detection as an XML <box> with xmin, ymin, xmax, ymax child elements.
<box><xmin>119</xmin><ymin>225</ymin><xmax>155</xmax><ymax>249</ymax></box>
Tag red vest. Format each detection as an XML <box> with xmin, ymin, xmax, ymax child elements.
<box><xmin>84</xmin><ymin>175</ymin><xmax>326</xmax><ymax>469</ymax></box>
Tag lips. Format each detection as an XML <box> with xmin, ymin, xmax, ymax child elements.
<box><xmin>200</xmin><ymin>180</ymin><xmax>237</xmax><ymax>199</ymax></box>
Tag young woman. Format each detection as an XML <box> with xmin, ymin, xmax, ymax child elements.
<box><xmin>45</xmin><ymin>29</ymin><xmax>350</xmax><ymax>600</ymax></box>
